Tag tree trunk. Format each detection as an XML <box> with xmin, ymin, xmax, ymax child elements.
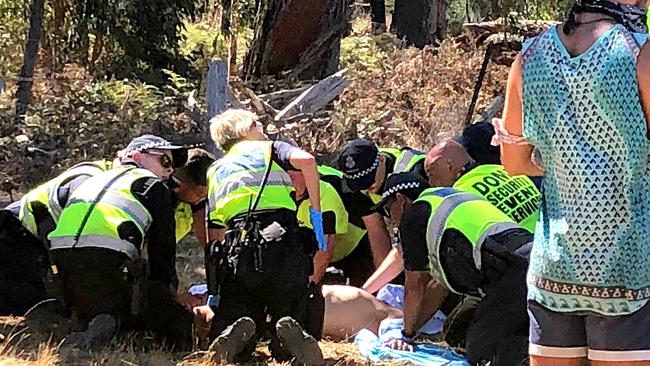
<box><xmin>243</xmin><ymin>0</ymin><xmax>352</xmax><ymax>81</ymax></box>
<box><xmin>14</xmin><ymin>0</ymin><xmax>45</xmax><ymax>124</ymax></box>
<box><xmin>369</xmin><ymin>0</ymin><xmax>386</xmax><ymax>33</ymax></box>
<box><xmin>392</xmin><ymin>0</ymin><xmax>446</xmax><ymax>48</ymax></box>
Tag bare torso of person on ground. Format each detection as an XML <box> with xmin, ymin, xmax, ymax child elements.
<box><xmin>322</xmin><ymin>285</ymin><xmax>402</xmax><ymax>340</ymax></box>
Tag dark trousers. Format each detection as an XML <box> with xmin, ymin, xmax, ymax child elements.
<box><xmin>50</xmin><ymin>248</ymin><xmax>193</xmax><ymax>351</ymax></box>
<box><xmin>209</xmin><ymin>210</ymin><xmax>320</xmax><ymax>358</ymax></box>
<box><xmin>464</xmin><ymin>267</ymin><xmax>529</xmax><ymax>366</ymax></box>
<box><xmin>462</xmin><ymin>229</ymin><xmax>531</xmax><ymax>366</ymax></box>
<box><xmin>0</xmin><ymin>210</ymin><xmax>49</xmax><ymax>315</ymax></box>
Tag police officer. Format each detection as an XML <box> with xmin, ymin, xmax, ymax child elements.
<box><xmin>200</xmin><ymin>109</ymin><xmax>324</xmax><ymax>364</ymax></box>
<box><xmin>171</xmin><ymin>148</ymin><xmax>215</xmax><ymax>246</ymax></box>
<box><xmin>288</xmin><ymin>168</ymin><xmax>349</xmax><ymax>284</ymax></box>
<box><xmin>0</xmin><ymin>159</ymin><xmax>113</xmax><ymax>315</ymax></box>
<box><xmin>48</xmin><ymin>134</ymin><xmax>194</xmax><ymax>351</ymax></box>
<box><xmin>336</xmin><ymin>139</ymin><xmax>427</xmax><ymax>198</ymax></box>
<box><xmin>363</xmin><ymin>139</ymin><xmax>541</xmax><ymax>294</ymax></box>
<box><xmin>328</xmin><ymin>138</ymin><xmax>426</xmax><ymax>286</ymax></box>
<box><xmin>315</xmin><ymin>165</ymin><xmax>394</xmax><ymax>286</ymax></box>
<box><xmin>376</xmin><ymin>172</ymin><xmax>531</xmax><ymax>366</ymax></box>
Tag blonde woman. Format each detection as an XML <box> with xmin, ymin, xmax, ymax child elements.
<box><xmin>198</xmin><ymin>109</ymin><xmax>326</xmax><ymax>364</ymax></box>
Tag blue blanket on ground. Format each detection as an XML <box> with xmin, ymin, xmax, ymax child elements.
<box><xmin>354</xmin><ymin>329</ymin><xmax>470</xmax><ymax>366</ymax></box>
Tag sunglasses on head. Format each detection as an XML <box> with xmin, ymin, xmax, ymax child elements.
<box><xmin>144</xmin><ymin>150</ymin><xmax>173</xmax><ymax>169</ymax></box>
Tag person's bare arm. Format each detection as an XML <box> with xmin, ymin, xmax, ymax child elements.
<box><xmin>362</xmin><ymin>213</ymin><xmax>392</xmax><ymax>268</ymax></box>
<box><xmin>289</xmin><ymin>150</ymin><xmax>321</xmax><ymax>211</ymax></box>
<box><xmin>362</xmin><ymin>245</ymin><xmax>405</xmax><ymax>294</ymax></box>
<box><xmin>403</xmin><ymin>272</ymin><xmax>448</xmax><ymax>337</ymax></box>
<box><xmin>501</xmin><ymin>55</ymin><xmax>544</xmax><ymax>177</ymax></box>
<box><xmin>192</xmin><ymin>207</ymin><xmax>208</xmax><ymax>247</ymax></box>
<box><xmin>637</xmin><ymin>43</ymin><xmax>650</xmax><ymax>136</ymax></box>
<box><xmin>310</xmin><ymin>234</ymin><xmax>336</xmax><ymax>283</ymax></box>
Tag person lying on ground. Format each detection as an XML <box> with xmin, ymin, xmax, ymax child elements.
<box><xmin>375</xmin><ymin>172</ymin><xmax>532</xmax><ymax>366</ymax></box>
<box><xmin>193</xmin><ymin>283</ymin><xmax>447</xmax><ymax>342</ymax></box>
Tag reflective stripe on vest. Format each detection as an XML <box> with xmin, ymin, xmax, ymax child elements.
<box><xmin>453</xmin><ymin>164</ymin><xmax>540</xmax><ymax>233</ymax></box>
<box><xmin>175</xmin><ymin>202</ymin><xmax>194</xmax><ymax>243</ymax></box>
<box><xmin>19</xmin><ymin>161</ymin><xmax>109</xmax><ymax>237</ymax></box>
<box><xmin>50</xmin><ymin>235</ymin><xmax>140</xmax><ymax>260</ymax></box>
<box><xmin>207</xmin><ymin>140</ymin><xmax>296</xmax><ymax>226</ymax></box>
<box><xmin>393</xmin><ymin>149</ymin><xmax>425</xmax><ymax>173</ymax></box>
<box><xmin>48</xmin><ymin>167</ymin><xmax>156</xmax><ymax>257</ymax></box>
<box><xmin>417</xmin><ymin>187</ymin><xmax>518</xmax><ymax>295</ymax></box>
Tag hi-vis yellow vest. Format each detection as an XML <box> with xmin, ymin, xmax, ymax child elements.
<box><xmin>49</xmin><ymin>167</ymin><xmax>156</xmax><ymax>260</ymax></box>
<box><xmin>317</xmin><ymin>166</ymin><xmax>368</xmax><ymax>261</ymax></box>
<box><xmin>19</xmin><ymin>160</ymin><xmax>112</xmax><ymax>238</ymax></box>
<box><xmin>207</xmin><ymin>140</ymin><xmax>296</xmax><ymax>226</ymax></box>
<box><xmin>367</xmin><ymin>148</ymin><xmax>425</xmax><ymax>203</ymax></box>
<box><xmin>453</xmin><ymin>165</ymin><xmax>540</xmax><ymax>233</ymax></box>
<box><xmin>379</xmin><ymin>147</ymin><xmax>425</xmax><ymax>174</ymax></box>
<box><xmin>175</xmin><ymin>202</ymin><xmax>194</xmax><ymax>243</ymax></box>
<box><xmin>296</xmin><ymin>180</ymin><xmax>349</xmax><ymax>243</ymax></box>
<box><xmin>416</xmin><ymin>187</ymin><xmax>519</xmax><ymax>295</ymax></box>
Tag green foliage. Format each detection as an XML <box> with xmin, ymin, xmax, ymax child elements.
<box><xmin>446</xmin><ymin>0</ymin><xmax>573</xmax><ymax>35</ymax></box>
<box><xmin>0</xmin><ymin>0</ymin><xmax>29</xmax><ymax>78</ymax></box>
<box><xmin>340</xmin><ymin>33</ymin><xmax>399</xmax><ymax>74</ymax></box>
<box><xmin>68</xmin><ymin>0</ymin><xmax>201</xmax><ymax>82</ymax></box>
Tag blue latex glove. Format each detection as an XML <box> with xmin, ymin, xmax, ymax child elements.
<box><xmin>309</xmin><ymin>208</ymin><xmax>327</xmax><ymax>252</ymax></box>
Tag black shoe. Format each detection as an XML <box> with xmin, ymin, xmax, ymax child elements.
<box><xmin>62</xmin><ymin>314</ymin><xmax>117</xmax><ymax>351</ymax></box>
<box><xmin>209</xmin><ymin>317</ymin><xmax>256</xmax><ymax>363</ymax></box>
<box><xmin>276</xmin><ymin>316</ymin><xmax>324</xmax><ymax>365</ymax></box>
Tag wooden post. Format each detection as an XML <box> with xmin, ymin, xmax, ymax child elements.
<box><xmin>205</xmin><ymin>59</ymin><xmax>228</xmax><ymax>157</ymax></box>
<box><xmin>206</xmin><ymin>60</ymin><xmax>228</xmax><ymax>119</ymax></box>
<box><xmin>14</xmin><ymin>0</ymin><xmax>45</xmax><ymax>124</ymax></box>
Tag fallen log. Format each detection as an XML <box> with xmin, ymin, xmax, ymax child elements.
<box><xmin>259</xmin><ymin>86</ymin><xmax>311</xmax><ymax>108</ymax></box>
<box><xmin>275</xmin><ymin>69</ymin><xmax>348</xmax><ymax>122</ymax></box>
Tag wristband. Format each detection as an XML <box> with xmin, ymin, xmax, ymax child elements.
<box><xmin>207</xmin><ymin>294</ymin><xmax>221</xmax><ymax>307</ymax></box>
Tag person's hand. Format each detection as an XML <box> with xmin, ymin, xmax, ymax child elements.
<box><xmin>385</xmin><ymin>338</ymin><xmax>414</xmax><ymax>351</ymax></box>
<box><xmin>309</xmin><ymin>208</ymin><xmax>327</xmax><ymax>251</ymax></box>
<box><xmin>193</xmin><ymin>305</ymin><xmax>216</xmax><ymax>323</ymax></box>
<box><xmin>176</xmin><ymin>293</ymin><xmax>204</xmax><ymax>312</ymax></box>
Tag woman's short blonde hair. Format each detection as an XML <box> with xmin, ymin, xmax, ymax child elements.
<box><xmin>209</xmin><ymin>109</ymin><xmax>257</xmax><ymax>151</ymax></box>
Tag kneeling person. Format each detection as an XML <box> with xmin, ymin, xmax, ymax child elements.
<box><xmin>48</xmin><ymin>135</ymin><xmax>194</xmax><ymax>351</ymax></box>
<box><xmin>376</xmin><ymin>172</ymin><xmax>531</xmax><ymax>366</ymax></box>
<box><xmin>201</xmin><ymin>109</ymin><xmax>324</xmax><ymax>364</ymax></box>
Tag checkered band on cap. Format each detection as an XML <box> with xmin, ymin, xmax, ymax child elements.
<box><xmin>382</xmin><ymin>181</ymin><xmax>422</xmax><ymax>199</ymax></box>
<box><xmin>343</xmin><ymin>156</ymin><xmax>379</xmax><ymax>179</ymax></box>
<box><xmin>130</xmin><ymin>140</ymin><xmax>173</xmax><ymax>152</ymax></box>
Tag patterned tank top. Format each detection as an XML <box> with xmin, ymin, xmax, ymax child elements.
<box><xmin>522</xmin><ymin>24</ymin><xmax>650</xmax><ymax>315</ymax></box>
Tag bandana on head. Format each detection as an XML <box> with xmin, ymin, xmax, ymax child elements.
<box><xmin>564</xmin><ymin>0</ymin><xmax>648</xmax><ymax>34</ymax></box>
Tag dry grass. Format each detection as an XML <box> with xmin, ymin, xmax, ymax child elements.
<box><xmin>0</xmin><ymin>238</ymin><xmax>390</xmax><ymax>366</ymax></box>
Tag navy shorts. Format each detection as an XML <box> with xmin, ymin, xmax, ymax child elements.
<box><xmin>528</xmin><ymin>299</ymin><xmax>650</xmax><ymax>361</ymax></box>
